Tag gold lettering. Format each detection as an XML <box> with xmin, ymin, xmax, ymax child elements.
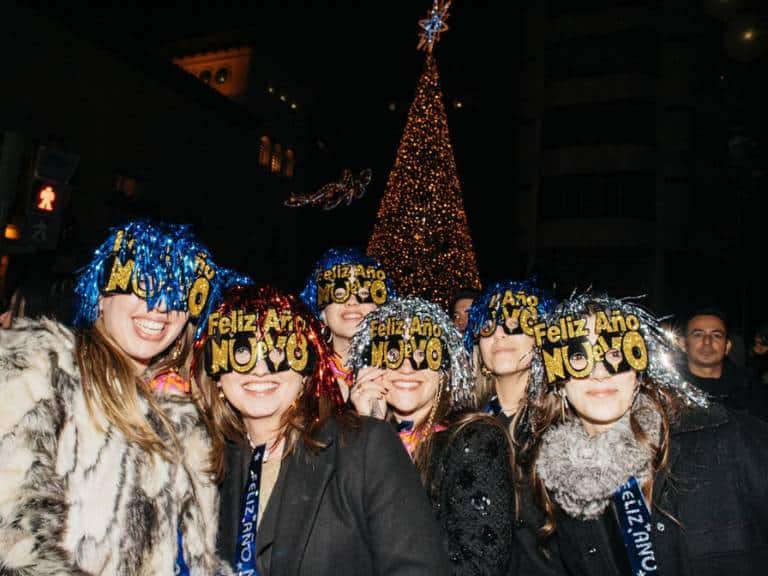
<box><xmin>426</xmin><ymin>337</ymin><xmax>443</xmax><ymax>370</ymax></box>
<box><xmin>370</xmin><ymin>340</ymin><xmax>387</xmax><ymax>367</ymax></box>
<box><xmin>534</xmin><ymin>322</ymin><xmax>549</xmax><ymax>346</ymax></box>
<box><xmin>263</xmin><ymin>309</ymin><xmax>281</xmax><ymax>332</ymax></box>
<box><xmin>622</xmin><ymin>331</ymin><xmax>648</xmax><ymax>371</ymax></box>
<box><xmin>209</xmin><ymin>338</ymin><xmax>229</xmax><ymax>375</ymax></box>
<box><xmin>371</xmin><ymin>279</ymin><xmax>387</xmax><ymax>305</ymax></box>
<box><xmin>564</xmin><ymin>344</ymin><xmax>594</xmax><ymax>379</ymax></box>
<box><xmin>231</xmin><ymin>338</ymin><xmax>259</xmax><ymax>374</ymax></box>
<box><xmin>287</xmin><ymin>333</ymin><xmax>308</xmax><ymax>372</ymax></box>
<box><xmin>595</xmin><ymin>311</ymin><xmax>612</xmax><ymax>334</ymax></box>
<box><xmin>317</xmin><ymin>283</ymin><xmax>333</xmax><ymax>306</ymax></box>
<box><xmin>208</xmin><ymin>312</ymin><xmax>220</xmax><ymax>336</ymax></box>
<box><xmin>105</xmin><ymin>257</ymin><xmax>134</xmax><ymax>292</ymax></box>
<box><xmin>543</xmin><ymin>347</ymin><xmax>566</xmax><ymax>384</ymax></box>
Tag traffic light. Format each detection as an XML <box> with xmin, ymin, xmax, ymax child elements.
<box><xmin>31</xmin><ymin>180</ymin><xmax>60</xmax><ymax>214</ymax></box>
<box><xmin>24</xmin><ymin>147</ymin><xmax>78</xmax><ymax>250</ymax></box>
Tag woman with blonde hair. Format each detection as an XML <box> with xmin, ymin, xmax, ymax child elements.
<box><xmin>0</xmin><ymin>220</ymin><xmax>229</xmax><ymax>575</ymax></box>
<box><xmin>527</xmin><ymin>293</ymin><xmax>768</xmax><ymax>575</ymax></box>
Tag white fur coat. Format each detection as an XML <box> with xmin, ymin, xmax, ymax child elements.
<box><xmin>0</xmin><ymin>319</ymin><xmax>230</xmax><ymax>575</ymax></box>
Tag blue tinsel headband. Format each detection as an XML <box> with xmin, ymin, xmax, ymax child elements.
<box><xmin>73</xmin><ymin>220</ymin><xmax>227</xmax><ymax>338</ymax></box>
<box><xmin>464</xmin><ymin>278</ymin><xmax>557</xmax><ymax>353</ymax></box>
<box><xmin>299</xmin><ymin>247</ymin><xmax>395</xmax><ymax>319</ymax></box>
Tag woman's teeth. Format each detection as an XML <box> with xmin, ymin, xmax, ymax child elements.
<box><xmin>393</xmin><ymin>380</ymin><xmax>420</xmax><ymax>390</ymax></box>
<box><xmin>134</xmin><ymin>318</ymin><xmax>165</xmax><ymax>335</ymax></box>
<box><xmin>243</xmin><ymin>382</ymin><xmax>279</xmax><ymax>393</ymax></box>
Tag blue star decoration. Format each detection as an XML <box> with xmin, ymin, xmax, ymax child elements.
<box><xmin>418</xmin><ymin>0</ymin><xmax>452</xmax><ymax>53</ymax></box>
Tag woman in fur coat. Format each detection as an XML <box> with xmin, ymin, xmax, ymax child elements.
<box><xmin>527</xmin><ymin>293</ymin><xmax>768</xmax><ymax>576</ymax></box>
<box><xmin>0</xmin><ymin>221</ymin><xmax>231</xmax><ymax>575</ymax></box>
<box><xmin>194</xmin><ymin>285</ymin><xmax>449</xmax><ymax>576</ymax></box>
<box><xmin>348</xmin><ymin>296</ymin><xmax>515</xmax><ymax>575</ymax></box>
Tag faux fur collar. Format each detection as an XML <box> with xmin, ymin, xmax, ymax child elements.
<box><xmin>536</xmin><ymin>395</ymin><xmax>661</xmax><ymax>520</ymax></box>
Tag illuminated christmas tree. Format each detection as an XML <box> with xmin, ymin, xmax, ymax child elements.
<box><xmin>367</xmin><ymin>1</ymin><xmax>481</xmax><ymax>308</ymax></box>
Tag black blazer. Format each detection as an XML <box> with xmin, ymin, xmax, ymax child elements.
<box><xmin>217</xmin><ymin>416</ymin><xmax>451</xmax><ymax>575</ymax></box>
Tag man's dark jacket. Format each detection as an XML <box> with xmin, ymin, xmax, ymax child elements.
<box><xmin>684</xmin><ymin>359</ymin><xmax>768</xmax><ymax>421</ymax></box>
<box><xmin>216</xmin><ymin>416</ymin><xmax>450</xmax><ymax>575</ymax></box>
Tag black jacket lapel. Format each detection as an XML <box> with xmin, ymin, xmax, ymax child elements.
<box><xmin>270</xmin><ymin>432</ymin><xmax>336</xmax><ymax>575</ymax></box>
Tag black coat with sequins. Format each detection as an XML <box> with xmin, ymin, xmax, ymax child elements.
<box><xmin>426</xmin><ymin>417</ymin><xmax>515</xmax><ymax>575</ymax></box>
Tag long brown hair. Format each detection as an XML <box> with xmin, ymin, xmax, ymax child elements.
<box><xmin>191</xmin><ymin>285</ymin><xmax>352</xmax><ymax>482</ymax></box>
<box><xmin>75</xmin><ymin>319</ymin><xmax>193</xmax><ymax>462</ymax></box>
<box><xmin>528</xmin><ymin>376</ymin><xmax>682</xmax><ymax>538</ymax></box>
<box><xmin>395</xmin><ymin>369</ymin><xmax>513</xmax><ymax>486</ymax></box>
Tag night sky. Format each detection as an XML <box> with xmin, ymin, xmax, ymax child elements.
<box><xmin>16</xmin><ymin>1</ymin><xmax>768</xmax><ymax>327</ymax></box>
<box><xmin>24</xmin><ymin>0</ymin><xmax>517</xmax><ymax>279</ymax></box>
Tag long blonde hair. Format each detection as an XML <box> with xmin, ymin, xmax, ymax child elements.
<box><xmin>75</xmin><ymin>319</ymin><xmax>193</xmax><ymax>462</ymax></box>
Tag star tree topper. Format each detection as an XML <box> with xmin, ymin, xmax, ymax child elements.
<box><xmin>418</xmin><ymin>0</ymin><xmax>451</xmax><ymax>53</ymax></box>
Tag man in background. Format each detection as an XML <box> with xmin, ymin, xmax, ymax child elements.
<box><xmin>683</xmin><ymin>307</ymin><xmax>766</xmax><ymax>420</ymax></box>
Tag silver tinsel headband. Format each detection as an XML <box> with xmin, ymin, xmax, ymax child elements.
<box><xmin>528</xmin><ymin>292</ymin><xmax>708</xmax><ymax>408</ymax></box>
<box><xmin>348</xmin><ymin>296</ymin><xmax>475</xmax><ymax>408</ymax></box>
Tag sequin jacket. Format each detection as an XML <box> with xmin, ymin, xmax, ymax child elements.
<box><xmin>426</xmin><ymin>418</ymin><xmax>514</xmax><ymax>575</ymax></box>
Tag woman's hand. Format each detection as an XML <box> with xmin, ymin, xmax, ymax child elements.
<box><xmin>351</xmin><ymin>367</ymin><xmax>388</xmax><ymax>419</ymax></box>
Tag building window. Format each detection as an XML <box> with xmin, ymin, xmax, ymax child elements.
<box><xmin>548</xmin><ymin>0</ymin><xmax>659</xmax><ymax>17</ymax></box>
<box><xmin>215</xmin><ymin>67</ymin><xmax>229</xmax><ymax>84</ymax></box>
<box><xmin>271</xmin><ymin>144</ymin><xmax>282</xmax><ymax>174</ymax></box>
<box><xmin>259</xmin><ymin>136</ymin><xmax>272</xmax><ymax>168</ymax></box>
<box><xmin>542</xmin><ymin>100</ymin><xmax>656</xmax><ymax>149</ymax></box>
<box><xmin>283</xmin><ymin>149</ymin><xmax>295</xmax><ymax>179</ymax></box>
<box><xmin>539</xmin><ymin>172</ymin><xmax>656</xmax><ymax>220</ymax></box>
<box><xmin>548</xmin><ymin>29</ymin><xmax>658</xmax><ymax>81</ymax></box>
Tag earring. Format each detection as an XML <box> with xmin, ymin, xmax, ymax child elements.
<box><xmin>558</xmin><ymin>388</ymin><xmax>567</xmax><ymax>422</ymax></box>
<box><xmin>170</xmin><ymin>337</ymin><xmax>184</xmax><ymax>362</ymax></box>
<box><xmin>422</xmin><ymin>375</ymin><xmax>444</xmax><ymax>437</ymax></box>
<box><xmin>320</xmin><ymin>324</ymin><xmax>333</xmax><ymax>345</ymax></box>
<box><xmin>480</xmin><ymin>365</ymin><xmax>493</xmax><ymax>378</ymax></box>
<box><xmin>217</xmin><ymin>383</ymin><xmax>225</xmax><ymax>400</ymax></box>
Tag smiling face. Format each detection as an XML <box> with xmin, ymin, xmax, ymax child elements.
<box><xmin>382</xmin><ymin>362</ymin><xmax>441</xmax><ymax>425</ymax></box>
<box><xmin>322</xmin><ymin>296</ymin><xmax>378</xmax><ymax>340</ymax></box>
<box><xmin>219</xmin><ymin>359</ymin><xmax>304</xmax><ymax>428</ymax></box>
<box><xmin>100</xmin><ymin>293</ymin><xmax>188</xmax><ymax>373</ymax></box>
<box><xmin>562</xmin><ymin>314</ymin><xmax>639</xmax><ymax>435</ymax></box>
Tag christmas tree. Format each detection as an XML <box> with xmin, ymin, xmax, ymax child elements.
<box><xmin>367</xmin><ymin>1</ymin><xmax>481</xmax><ymax>308</ymax></box>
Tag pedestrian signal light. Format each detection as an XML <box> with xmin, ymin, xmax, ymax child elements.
<box><xmin>34</xmin><ymin>183</ymin><xmax>57</xmax><ymax>213</ymax></box>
